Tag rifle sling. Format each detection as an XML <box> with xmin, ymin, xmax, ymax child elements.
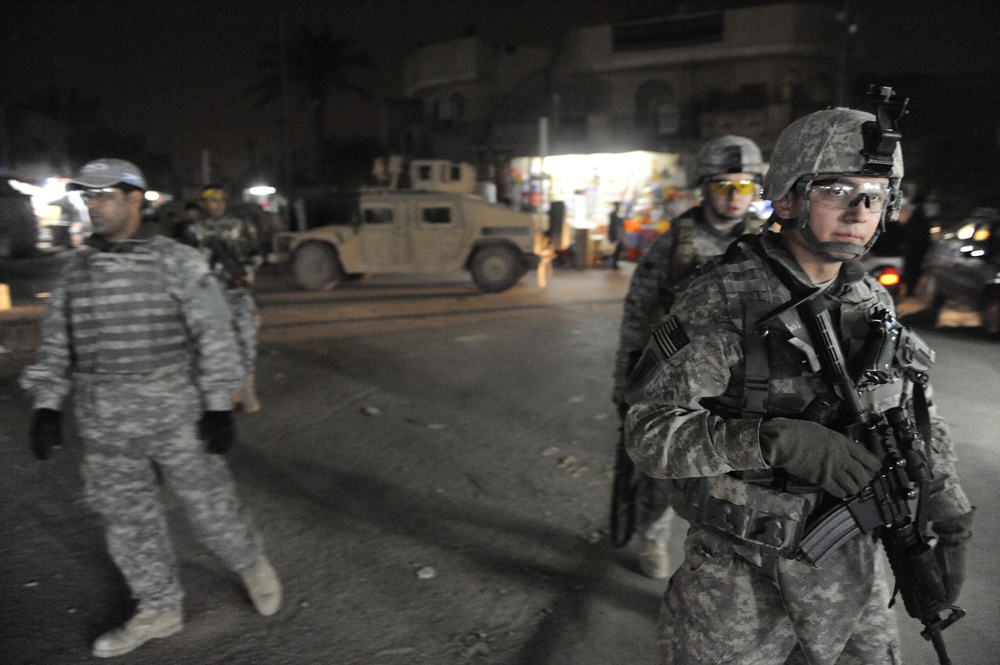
<box><xmin>911</xmin><ymin>379</ymin><xmax>933</xmax><ymax>535</ymax></box>
<box><xmin>742</xmin><ymin>299</ymin><xmax>771</xmax><ymax>418</ymax></box>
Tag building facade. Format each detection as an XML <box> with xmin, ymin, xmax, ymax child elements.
<box><xmin>402</xmin><ymin>2</ymin><xmax>842</xmax><ymax>165</ymax></box>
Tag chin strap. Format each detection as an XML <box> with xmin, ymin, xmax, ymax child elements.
<box><xmin>788</xmin><ymin>176</ymin><xmax>885</xmax><ymax>261</ymax></box>
<box><xmin>800</xmin><ymin>223</ymin><xmax>868</xmax><ymax>261</ymax></box>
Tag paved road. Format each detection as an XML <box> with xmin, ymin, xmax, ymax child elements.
<box><xmin>1</xmin><ymin>263</ymin><xmax>996</xmax><ymax>664</ymax></box>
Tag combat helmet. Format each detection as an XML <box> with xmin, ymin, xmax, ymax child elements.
<box><xmin>763</xmin><ymin>91</ymin><xmax>906</xmax><ymax>260</ymax></box>
<box><xmin>692</xmin><ymin>135</ymin><xmax>765</xmax><ymax>185</ymax></box>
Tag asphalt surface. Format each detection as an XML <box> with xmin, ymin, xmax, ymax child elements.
<box><xmin>1</xmin><ymin>258</ymin><xmax>997</xmax><ymax>665</ymax></box>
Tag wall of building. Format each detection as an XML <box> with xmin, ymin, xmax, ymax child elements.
<box><xmin>403</xmin><ymin>37</ymin><xmax>486</xmax><ymax>98</ymax></box>
<box><xmin>402</xmin><ymin>2</ymin><xmax>981</xmax><ymax>163</ymax></box>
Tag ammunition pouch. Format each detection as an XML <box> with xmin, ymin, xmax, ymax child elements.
<box><xmin>672</xmin><ymin>473</ymin><xmax>821</xmax><ymax>559</ymax></box>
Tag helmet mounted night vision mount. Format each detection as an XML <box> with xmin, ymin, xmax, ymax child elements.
<box><xmin>859</xmin><ymin>85</ymin><xmax>908</xmax><ymax>177</ymax></box>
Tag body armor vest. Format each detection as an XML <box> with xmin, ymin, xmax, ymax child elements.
<box><xmin>64</xmin><ymin>240</ymin><xmax>189</xmax><ymax>376</ymax></box>
<box><xmin>672</xmin><ymin>237</ymin><xmax>906</xmax><ymax>558</ymax></box>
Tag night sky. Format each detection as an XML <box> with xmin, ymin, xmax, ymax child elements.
<box><xmin>1</xmin><ymin>0</ymin><xmax>622</xmax><ymax>181</ymax></box>
<box><xmin>2</xmin><ymin>0</ymin><xmax>999</xmax><ymax>185</ymax></box>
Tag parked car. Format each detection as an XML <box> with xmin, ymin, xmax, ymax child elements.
<box><xmin>860</xmin><ymin>218</ymin><xmax>906</xmax><ymax>300</ymax></box>
<box><xmin>919</xmin><ymin>207</ymin><xmax>1000</xmax><ymax>337</ymax></box>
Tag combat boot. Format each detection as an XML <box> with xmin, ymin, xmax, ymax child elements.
<box><xmin>241</xmin><ymin>555</ymin><xmax>282</xmax><ymax>616</ymax></box>
<box><xmin>92</xmin><ymin>609</ymin><xmax>183</xmax><ymax>658</ymax></box>
<box><xmin>638</xmin><ymin>538</ymin><xmax>671</xmax><ymax>579</ymax></box>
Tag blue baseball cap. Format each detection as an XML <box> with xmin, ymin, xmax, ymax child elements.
<box><xmin>68</xmin><ymin>158</ymin><xmax>148</xmax><ymax>191</ymax></box>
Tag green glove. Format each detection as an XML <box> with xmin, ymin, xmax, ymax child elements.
<box><xmin>759</xmin><ymin>418</ymin><xmax>880</xmax><ymax>498</ymax></box>
<box><xmin>933</xmin><ymin>509</ymin><xmax>974</xmax><ymax>604</ymax></box>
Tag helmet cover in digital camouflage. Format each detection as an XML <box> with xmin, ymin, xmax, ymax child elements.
<box><xmin>692</xmin><ymin>135</ymin><xmax>765</xmax><ymax>185</ymax></box>
<box><xmin>763</xmin><ymin>107</ymin><xmax>904</xmax><ymax>260</ymax></box>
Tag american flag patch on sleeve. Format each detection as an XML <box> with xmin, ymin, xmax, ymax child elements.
<box><xmin>652</xmin><ymin>315</ymin><xmax>690</xmax><ymax>358</ymax></box>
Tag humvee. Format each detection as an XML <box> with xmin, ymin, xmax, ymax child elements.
<box><xmin>274</xmin><ymin>162</ymin><xmax>552</xmax><ymax>293</ymax></box>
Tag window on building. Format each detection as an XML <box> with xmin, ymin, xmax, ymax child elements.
<box><xmin>657</xmin><ymin>103</ymin><xmax>680</xmax><ymax>135</ymax></box>
<box><xmin>635</xmin><ymin>78</ymin><xmax>677</xmax><ymax>135</ymax></box>
<box><xmin>449</xmin><ymin>93</ymin><xmax>465</xmax><ymax>122</ymax></box>
<box><xmin>613</xmin><ymin>12</ymin><xmax>723</xmax><ymax>51</ymax></box>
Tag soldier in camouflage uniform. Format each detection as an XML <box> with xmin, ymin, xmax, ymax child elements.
<box><xmin>624</xmin><ymin>107</ymin><xmax>974</xmax><ymax>664</ymax></box>
<box><xmin>612</xmin><ymin>136</ymin><xmax>766</xmax><ymax>578</ymax></box>
<box><xmin>189</xmin><ymin>183</ymin><xmax>264</xmax><ymax>412</ymax></box>
<box><xmin>21</xmin><ymin>159</ymin><xmax>282</xmax><ymax>658</ymax></box>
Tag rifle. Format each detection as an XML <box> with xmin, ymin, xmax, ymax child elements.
<box><xmin>610</xmin><ymin>427</ymin><xmax>638</xmax><ymax>548</ymax></box>
<box><xmin>791</xmin><ymin>288</ymin><xmax>964</xmax><ymax>665</ymax></box>
<box><xmin>205</xmin><ymin>235</ymin><xmax>251</xmax><ymax>289</ymax></box>
<box><xmin>610</xmin><ymin>417</ymin><xmax>667</xmax><ymax>548</ymax></box>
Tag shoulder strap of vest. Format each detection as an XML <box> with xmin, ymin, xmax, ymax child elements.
<box><xmin>743</xmin><ymin>213</ymin><xmax>767</xmax><ymax>235</ymax></box>
<box><xmin>668</xmin><ymin>215</ymin><xmax>697</xmax><ymax>282</ymax></box>
<box><xmin>747</xmin><ymin>236</ymin><xmax>809</xmax><ymax>300</ymax></box>
<box><xmin>720</xmin><ymin>233</ymin><xmax>756</xmax><ymax>264</ymax></box>
<box><xmin>742</xmin><ymin>298</ymin><xmax>772</xmax><ymax>417</ymax></box>
<box><xmin>713</xmin><ymin>238</ymin><xmax>774</xmax><ymax>417</ymax></box>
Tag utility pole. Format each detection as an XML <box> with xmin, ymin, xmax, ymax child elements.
<box><xmin>278</xmin><ymin>7</ymin><xmax>297</xmax><ymax>230</ymax></box>
<box><xmin>834</xmin><ymin>0</ymin><xmax>858</xmax><ymax>106</ymax></box>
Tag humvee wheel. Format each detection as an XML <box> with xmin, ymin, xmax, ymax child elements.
<box><xmin>470</xmin><ymin>245</ymin><xmax>525</xmax><ymax>293</ymax></box>
<box><xmin>292</xmin><ymin>242</ymin><xmax>344</xmax><ymax>291</ymax></box>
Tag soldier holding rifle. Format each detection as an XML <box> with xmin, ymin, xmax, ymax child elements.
<box><xmin>624</xmin><ymin>91</ymin><xmax>973</xmax><ymax>664</ymax></box>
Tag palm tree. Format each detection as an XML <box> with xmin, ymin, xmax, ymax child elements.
<box><xmin>252</xmin><ymin>23</ymin><xmax>371</xmax><ymax>148</ymax></box>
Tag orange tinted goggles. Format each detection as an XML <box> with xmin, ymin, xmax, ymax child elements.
<box><xmin>708</xmin><ymin>179</ymin><xmax>757</xmax><ymax>196</ymax></box>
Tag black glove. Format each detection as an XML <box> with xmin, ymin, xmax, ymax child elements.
<box><xmin>29</xmin><ymin>408</ymin><xmax>63</xmax><ymax>460</ymax></box>
<box><xmin>933</xmin><ymin>509</ymin><xmax>974</xmax><ymax>604</ymax></box>
<box><xmin>759</xmin><ymin>418</ymin><xmax>880</xmax><ymax>498</ymax></box>
<box><xmin>199</xmin><ymin>411</ymin><xmax>235</xmax><ymax>454</ymax></box>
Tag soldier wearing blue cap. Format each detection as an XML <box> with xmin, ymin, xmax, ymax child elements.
<box><xmin>20</xmin><ymin>158</ymin><xmax>282</xmax><ymax>658</ymax></box>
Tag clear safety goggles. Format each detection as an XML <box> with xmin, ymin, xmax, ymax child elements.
<box><xmin>79</xmin><ymin>187</ymin><xmax>124</xmax><ymax>202</ymax></box>
<box><xmin>808</xmin><ymin>178</ymin><xmax>893</xmax><ymax>213</ymax></box>
<box><xmin>707</xmin><ymin>179</ymin><xmax>758</xmax><ymax>196</ymax></box>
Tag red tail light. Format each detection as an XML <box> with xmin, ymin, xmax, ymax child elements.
<box><xmin>878</xmin><ymin>267</ymin><xmax>901</xmax><ymax>288</ymax></box>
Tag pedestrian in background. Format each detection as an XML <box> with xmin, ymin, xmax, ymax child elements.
<box><xmin>607</xmin><ymin>201</ymin><xmax>625</xmax><ymax>269</ymax></box>
<box><xmin>625</xmin><ymin>106</ymin><xmax>973</xmax><ymax>663</ymax></box>
<box><xmin>20</xmin><ymin>159</ymin><xmax>282</xmax><ymax>658</ymax></box>
<box><xmin>189</xmin><ymin>183</ymin><xmax>264</xmax><ymax>412</ymax></box>
<box><xmin>611</xmin><ymin>135</ymin><xmax>765</xmax><ymax>579</ymax></box>
<box><xmin>903</xmin><ymin>191</ymin><xmax>933</xmax><ymax>296</ymax></box>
